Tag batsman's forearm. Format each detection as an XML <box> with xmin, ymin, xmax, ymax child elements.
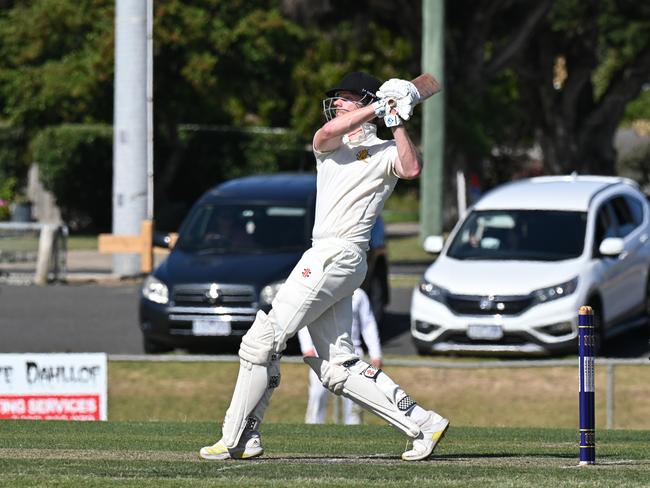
<box><xmin>392</xmin><ymin>126</ymin><xmax>422</xmax><ymax>179</ymax></box>
<box><xmin>318</xmin><ymin>105</ymin><xmax>376</xmax><ymax>140</ymax></box>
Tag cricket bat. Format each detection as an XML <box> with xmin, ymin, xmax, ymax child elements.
<box><xmin>411</xmin><ymin>73</ymin><xmax>441</xmax><ymax>102</ymax></box>
<box><xmin>382</xmin><ymin>73</ymin><xmax>440</xmax><ymax>127</ymax></box>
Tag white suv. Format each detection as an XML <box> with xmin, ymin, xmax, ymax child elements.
<box><xmin>411</xmin><ymin>175</ymin><xmax>650</xmax><ymax>356</ymax></box>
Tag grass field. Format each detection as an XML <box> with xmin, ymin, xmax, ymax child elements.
<box><xmin>108</xmin><ymin>361</ymin><xmax>650</xmax><ymax>430</ymax></box>
<box><xmin>386</xmin><ymin>234</ymin><xmax>434</xmax><ymax>263</ymax></box>
<box><xmin>0</xmin><ymin>235</ymin><xmax>39</xmax><ymax>252</ymax></box>
<box><xmin>0</xmin><ymin>421</ymin><xmax>648</xmax><ymax>487</ymax></box>
<box><xmin>67</xmin><ymin>234</ymin><xmax>99</xmax><ymax>251</ymax></box>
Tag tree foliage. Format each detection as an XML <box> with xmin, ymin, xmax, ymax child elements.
<box><xmin>516</xmin><ymin>0</ymin><xmax>650</xmax><ymax>175</ymax></box>
<box><xmin>143</xmin><ymin>1</ymin><xmax>314</xmax><ymax>223</ymax></box>
<box><xmin>0</xmin><ymin>0</ymin><xmax>114</xmax><ymax>127</ymax></box>
<box><xmin>31</xmin><ymin>124</ymin><xmax>112</xmax><ymax>230</ymax></box>
<box><xmin>0</xmin><ymin>0</ymin><xmax>649</xmax><ymax>230</ymax></box>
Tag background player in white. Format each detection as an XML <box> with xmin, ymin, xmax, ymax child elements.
<box><xmin>299</xmin><ymin>288</ymin><xmax>382</xmax><ymax>424</ymax></box>
<box><xmin>199</xmin><ymin>71</ymin><xmax>449</xmax><ymax>462</ymax></box>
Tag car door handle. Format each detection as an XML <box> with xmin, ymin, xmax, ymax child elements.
<box><xmin>640</xmin><ymin>234</ymin><xmax>648</xmax><ymax>244</ymax></box>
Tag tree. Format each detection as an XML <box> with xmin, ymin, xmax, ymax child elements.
<box><xmin>516</xmin><ymin>0</ymin><xmax>650</xmax><ymax>175</ymax></box>
<box><xmin>285</xmin><ymin>0</ymin><xmax>650</xmax><ymax>182</ymax></box>
<box><xmin>0</xmin><ymin>0</ymin><xmax>114</xmax><ymax>194</ymax></box>
<box><xmin>444</xmin><ymin>0</ymin><xmax>554</xmax><ymax>187</ymax></box>
<box><xmin>152</xmin><ymin>0</ymin><xmax>309</xmax><ymax>207</ymax></box>
<box><xmin>0</xmin><ymin>0</ymin><xmax>114</xmax><ymax>128</ymax></box>
<box><xmin>1</xmin><ymin>1</ymin><xmax>649</xmax><ymax>231</ymax></box>
<box><xmin>0</xmin><ymin>1</ymin><xmax>311</xmax><ymax>229</ymax></box>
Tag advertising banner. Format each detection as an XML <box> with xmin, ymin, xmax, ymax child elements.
<box><xmin>0</xmin><ymin>353</ymin><xmax>108</xmax><ymax>421</ymax></box>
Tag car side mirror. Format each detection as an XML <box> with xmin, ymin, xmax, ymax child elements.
<box><xmin>423</xmin><ymin>235</ymin><xmax>444</xmax><ymax>254</ymax></box>
<box><xmin>153</xmin><ymin>232</ymin><xmax>178</xmax><ymax>249</ymax></box>
<box><xmin>598</xmin><ymin>237</ymin><xmax>624</xmax><ymax>257</ymax></box>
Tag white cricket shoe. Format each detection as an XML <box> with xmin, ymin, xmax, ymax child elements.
<box><xmin>402</xmin><ymin>415</ymin><xmax>449</xmax><ymax>461</ymax></box>
<box><xmin>199</xmin><ymin>430</ymin><xmax>264</xmax><ymax>460</ymax></box>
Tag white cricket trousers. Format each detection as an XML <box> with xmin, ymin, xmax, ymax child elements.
<box><xmin>221</xmin><ymin>237</ymin><xmax>368</xmax><ymax>446</ymax></box>
<box><xmin>270</xmin><ymin>237</ymin><xmax>367</xmax><ymax>357</ymax></box>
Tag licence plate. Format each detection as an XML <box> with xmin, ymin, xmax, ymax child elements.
<box><xmin>467</xmin><ymin>324</ymin><xmax>503</xmax><ymax>340</ymax></box>
<box><xmin>192</xmin><ymin>320</ymin><xmax>232</xmax><ymax>336</ymax></box>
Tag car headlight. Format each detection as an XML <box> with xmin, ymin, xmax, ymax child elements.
<box><xmin>142</xmin><ymin>275</ymin><xmax>169</xmax><ymax>304</ymax></box>
<box><xmin>532</xmin><ymin>277</ymin><xmax>578</xmax><ymax>304</ymax></box>
<box><xmin>418</xmin><ymin>278</ymin><xmax>447</xmax><ymax>303</ymax></box>
<box><xmin>260</xmin><ymin>281</ymin><xmax>285</xmax><ymax>306</ymax></box>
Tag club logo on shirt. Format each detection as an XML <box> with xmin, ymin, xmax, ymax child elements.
<box><xmin>356</xmin><ymin>149</ymin><xmax>371</xmax><ymax>161</ymax></box>
<box><xmin>302</xmin><ymin>268</ymin><xmax>311</xmax><ymax>278</ymax></box>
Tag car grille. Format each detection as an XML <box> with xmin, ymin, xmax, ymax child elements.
<box><xmin>445</xmin><ymin>294</ymin><xmax>534</xmax><ymax>316</ymax></box>
<box><xmin>167</xmin><ymin>283</ymin><xmax>258</xmax><ymax>335</ymax></box>
<box><xmin>173</xmin><ymin>283</ymin><xmax>256</xmax><ymax>307</ymax></box>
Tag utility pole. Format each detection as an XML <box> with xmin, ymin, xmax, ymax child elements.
<box><xmin>146</xmin><ymin>0</ymin><xmax>154</xmax><ymax>221</ymax></box>
<box><xmin>420</xmin><ymin>0</ymin><xmax>445</xmax><ymax>241</ymax></box>
<box><xmin>112</xmin><ymin>0</ymin><xmax>149</xmax><ymax>275</ymax></box>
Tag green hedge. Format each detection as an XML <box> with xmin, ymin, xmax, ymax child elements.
<box><xmin>0</xmin><ymin>126</ymin><xmax>28</xmax><ymax>221</ymax></box>
<box><xmin>31</xmin><ymin>124</ymin><xmax>113</xmax><ymax>231</ymax></box>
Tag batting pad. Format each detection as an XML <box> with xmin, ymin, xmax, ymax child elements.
<box><xmin>221</xmin><ymin>360</ymin><xmax>269</xmax><ymax>448</ymax></box>
<box><xmin>305</xmin><ymin>357</ymin><xmax>421</xmax><ymax>438</ymax></box>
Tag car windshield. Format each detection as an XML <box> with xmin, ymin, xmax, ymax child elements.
<box><xmin>446</xmin><ymin>210</ymin><xmax>588</xmax><ymax>261</ymax></box>
<box><xmin>175</xmin><ymin>203</ymin><xmax>310</xmax><ymax>254</ymax></box>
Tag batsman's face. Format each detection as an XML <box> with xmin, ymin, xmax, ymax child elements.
<box><xmin>334</xmin><ymin>91</ymin><xmax>363</xmax><ymax>115</ymax></box>
<box><xmin>322</xmin><ymin>91</ymin><xmax>363</xmax><ymax>121</ymax></box>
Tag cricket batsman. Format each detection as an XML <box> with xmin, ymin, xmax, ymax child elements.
<box><xmin>199</xmin><ymin>71</ymin><xmax>449</xmax><ymax>461</ymax></box>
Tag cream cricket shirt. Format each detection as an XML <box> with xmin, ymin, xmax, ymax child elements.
<box><xmin>312</xmin><ymin>125</ymin><xmax>399</xmax><ymax>251</ymax></box>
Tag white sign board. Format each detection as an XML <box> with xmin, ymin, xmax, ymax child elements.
<box><xmin>0</xmin><ymin>353</ymin><xmax>108</xmax><ymax>421</ymax></box>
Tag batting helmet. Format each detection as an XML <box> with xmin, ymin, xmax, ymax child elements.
<box><xmin>325</xmin><ymin>71</ymin><xmax>381</xmax><ymax>105</ymax></box>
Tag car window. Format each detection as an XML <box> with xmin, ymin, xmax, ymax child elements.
<box><xmin>609</xmin><ymin>196</ymin><xmax>638</xmax><ymax>237</ymax></box>
<box><xmin>176</xmin><ymin>203</ymin><xmax>310</xmax><ymax>253</ymax></box>
<box><xmin>594</xmin><ymin>203</ymin><xmax>616</xmax><ymax>246</ymax></box>
<box><xmin>625</xmin><ymin>195</ymin><xmax>644</xmax><ymax>227</ymax></box>
<box><xmin>446</xmin><ymin>210</ymin><xmax>587</xmax><ymax>261</ymax></box>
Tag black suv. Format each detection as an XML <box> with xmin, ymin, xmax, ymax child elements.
<box><xmin>139</xmin><ymin>173</ymin><xmax>389</xmax><ymax>353</ymax></box>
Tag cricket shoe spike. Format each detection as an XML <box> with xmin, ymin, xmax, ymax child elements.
<box><xmin>402</xmin><ymin>414</ymin><xmax>449</xmax><ymax>461</ymax></box>
<box><xmin>199</xmin><ymin>430</ymin><xmax>264</xmax><ymax>460</ymax></box>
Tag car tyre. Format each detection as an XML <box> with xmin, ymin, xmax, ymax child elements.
<box><xmin>143</xmin><ymin>335</ymin><xmax>173</xmax><ymax>354</ymax></box>
<box><xmin>645</xmin><ymin>275</ymin><xmax>650</xmax><ymax>328</ymax></box>
<box><xmin>412</xmin><ymin>337</ymin><xmax>432</xmax><ymax>356</ymax></box>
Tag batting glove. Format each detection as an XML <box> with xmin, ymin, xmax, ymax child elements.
<box><xmin>377</xmin><ymin>80</ymin><xmax>420</xmax><ymax>124</ymax></box>
<box><xmin>371</xmin><ymin>99</ymin><xmax>387</xmax><ymax>118</ymax></box>
<box><xmin>377</xmin><ymin>78</ymin><xmax>421</xmax><ymax>104</ymax></box>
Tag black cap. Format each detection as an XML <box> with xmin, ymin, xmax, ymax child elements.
<box><xmin>325</xmin><ymin>71</ymin><xmax>381</xmax><ymax>103</ymax></box>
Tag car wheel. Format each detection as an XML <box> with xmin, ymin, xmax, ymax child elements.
<box><xmin>645</xmin><ymin>276</ymin><xmax>650</xmax><ymax>326</ymax></box>
<box><xmin>368</xmin><ymin>273</ymin><xmax>386</xmax><ymax>325</ymax></box>
<box><xmin>413</xmin><ymin>338</ymin><xmax>432</xmax><ymax>356</ymax></box>
<box><xmin>143</xmin><ymin>335</ymin><xmax>173</xmax><ymax>354</ymax></box>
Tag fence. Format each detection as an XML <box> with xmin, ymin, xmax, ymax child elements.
<box><xmin>0</xmin><ymin>222</ymin><xmax>68</xmax><ymax>284</ymax></box>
